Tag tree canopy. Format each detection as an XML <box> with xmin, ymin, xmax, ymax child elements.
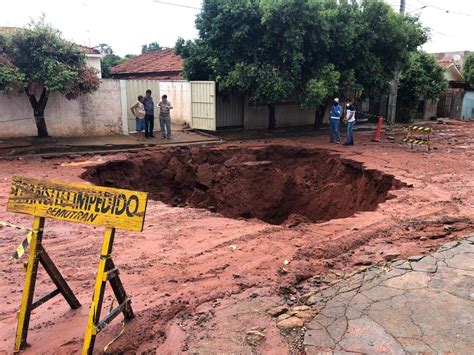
<box><xmin>0</xmin><ymin>19</ymin><xmax>99</xmax><ymax>137</ymax></box>
<box><xmin>176</xmin><ymin>0</ymin><xmax>428</xmax><ymax>128</ymax></box>
<box><xmin>397</xmin><ymin>51</ymin><xmax>447</xmax><ymax>121</ymax></box>
<box><xmin>142</xmin><ymin>42</ymin><xmax>162</xmax><ymax>53</ymax></box>
<box><xmin>463</xmin><ymin>52</ymin><xmax>474</xmax><ymax>88</ymax></box>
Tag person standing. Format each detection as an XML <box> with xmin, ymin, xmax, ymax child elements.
<box><xmin>158</xmin><ymin>94</ymin><xmax>173</xmax><ymax>139</ymax></box>
<box><xmin>329</xmin><ymin>98</ymin><xmax>342</xmax><ymax>143</ymax></box>
<box><xmin>130</xmin><ymin>95</ymin><xmax>146</xmax><ymax>141</ymax></box>
<box><xmin>143</xmin><ymin>89</ymin><xmax>155</xmax><ymax>138</ymax></box>
<box><xmin>343</xmin><ymin>99</ymin><xmax>356</xmax><ymax>146</ymax></box>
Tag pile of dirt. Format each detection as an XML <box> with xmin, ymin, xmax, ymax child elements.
<box><xmin>82</xmin><ymin>145</ymin><xmax>404</xmax><ymax>225</ymax></box>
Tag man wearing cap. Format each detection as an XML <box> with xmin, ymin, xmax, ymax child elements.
<box><xmin>329</xmin><ymin>98</ymin><xmax>342</xmax><ymax>144</ymax></box>
<box><xmin>343</xmin><ymin>99</ymin><xmax>356</xmax><ymax>146</ymax></box>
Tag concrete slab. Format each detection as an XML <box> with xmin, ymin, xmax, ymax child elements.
<box><xmin>303</xmin><ymin>236</ymin><xmax>474</xmax><ymax>353</ymax></box>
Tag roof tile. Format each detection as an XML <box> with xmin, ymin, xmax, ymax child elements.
<box><xmin>111</xmin><ymin>49</ymin><xmax>183</xmax><ymax>76</ymax></box>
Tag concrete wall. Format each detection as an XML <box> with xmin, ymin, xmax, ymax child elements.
<box><xmin>86</xmin><ymin>55</ymin><xmax>102</xmax><ymax>79</ymax></box>
<box><xmin>423</xmin><ymin>99</ymin><xmax>438</xmax><ymax>120</ymax></box>
<box><xmin>159</xmin><ymin>81</ymin><xmax>191</xmax><ymax>125</ymax></box>
<box><xmin>0</xmin><ymin>79</ymin><xmax>122</xmax><ymax>138</ymax></box>
<box><xmin>244</xmin><ymin>100</ymin><xmax>315</xmax><ymax>129</ymax></box>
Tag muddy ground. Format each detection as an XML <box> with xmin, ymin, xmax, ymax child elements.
<box><xmin>0</xmin><ymin>121</ymin><xmax>473</xmax><ymax>354</ymax></box>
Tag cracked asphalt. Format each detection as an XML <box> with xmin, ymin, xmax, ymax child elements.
<box><xmin>303</xmin><ymin>235</ymin><xmax>474</xmax><ymax>353</ymax></box>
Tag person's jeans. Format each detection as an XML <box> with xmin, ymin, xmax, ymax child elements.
<box><xmin>144</xmin><ymin>114</ymin><xmax>154</xmax><ymax>137</ymax></box>
<box><xmin>160</xmin><ymin>117</ymin><xmax>171</xmax><ymax>138</ymax></box>
<box><xmin>329</xmin><ymin>118</ymin><xmax>340</xmax><ymax>142</ymax></box>
<box><xmin>346</xmin><ymin>120</ymin><xmax>355</xmax><ymax>144</ymax></box>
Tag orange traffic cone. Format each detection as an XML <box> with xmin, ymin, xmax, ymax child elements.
<box><xmin>372</xmin><ymin>116</ymin><xmax>383</xmax><ymax>142</ymax></box>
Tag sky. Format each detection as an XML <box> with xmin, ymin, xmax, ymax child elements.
<box><xmin>0</xmin><ymin>0</ymin><xmax>472</xmax><ymax>57</ymax></box>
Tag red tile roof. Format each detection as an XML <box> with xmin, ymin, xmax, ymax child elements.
<box><xmin>111</xmin><ymin>49</ymin><xmax>184</xmax><ymax>79</ymax></box>
<box><xmin>77</xmin><ymin>45</ymin><xmax>100</xmax><ymax>55</ymax></box>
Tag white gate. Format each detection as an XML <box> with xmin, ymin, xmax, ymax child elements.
<box><xmin>191</xmin><ymin>81</ymin><xmax>216</xmax><ymax>131</ymax></box>
<box><xmin>120</xmin><ymin>80</ymin><xmax>160</xmax><ymax>133</ymax></box>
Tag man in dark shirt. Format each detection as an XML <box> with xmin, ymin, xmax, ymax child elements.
<box><xmin>143</xmin><ymin>89</ymin><xmax>155</xmax><ymax>138</ymax></box>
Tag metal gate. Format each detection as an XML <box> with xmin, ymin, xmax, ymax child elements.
<box><xmin>191</xmin><ymin>81</ymin><xmax>216</xmax><ymax>131</ymax></box>
<box><xmin>216</xmin><ymin>95</ymin><xmax>244</xmax><ymax>128</ymax></box>
<box><xmin>120</xmin><ymin>80</ymin><xmax>160</xmax><ymax>133</ymax></box>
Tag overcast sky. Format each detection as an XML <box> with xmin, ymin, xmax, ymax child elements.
<box><xmin>0</xmin><ymin>0</ymin><xmax>472</xmax><ymax>57</ymax></box>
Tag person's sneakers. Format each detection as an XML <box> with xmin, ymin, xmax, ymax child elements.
<box><xmin>336</xmin><ymin>140</ymin><xmax>340</xmax><ymax>144</ymax></box>
<box><xmin>161</xmin><ymin>136</ymin><xmax>166</xmax><ymax>139</ymax></box>
<box><xmin>329</xmin><ymin>141</ymin><xmax>335</xmax><ymax>144</ymax></box>
<box><xmin>150</xmin><ymin>134</ymin><xmax>155</xmax><ymax>138</ymax></box>
<box><xmin>167</xmin><ymin>136</ymin><xmax>172</xmax><ymax>140</ymax></box>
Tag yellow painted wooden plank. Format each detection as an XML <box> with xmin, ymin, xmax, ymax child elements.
<box><xmin>7</xmin><ymin>177</ymin><xmax>148</xmax><ymax>232</ymax></box>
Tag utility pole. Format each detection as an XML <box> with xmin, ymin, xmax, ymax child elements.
<box><xmin>387</xmin><ymin>0</ymin><xmax>405</xmax><ymax>124</ymax></box>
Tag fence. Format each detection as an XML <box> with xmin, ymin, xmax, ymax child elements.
<box><xmin>0</xmin><ymin>80</ymin><xmax>123</xmax><ymax>138</ymax></box>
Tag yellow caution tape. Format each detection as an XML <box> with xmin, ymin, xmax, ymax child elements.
<box><xmin>0</xmin><ymin>221</ymin><xmax>33</xmax><ymax>260</ymax></box>
<box><xmin>410</xmin><ymin>126</ymin><xmax>432</xmax><ymax>133</ymax></box>
<box><xmin>103</xmin><ymin>321</ymin><xmax>126</xmax><ymax>353</ymax></box>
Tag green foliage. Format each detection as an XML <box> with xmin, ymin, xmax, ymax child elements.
<box><xmin>463</xmin><ymin>52</ymin><xmax>474</xmax><ymax>88</ymax></box>
<box><xmin>101</xmin><ymin>53</ymin><xmax>126</xmax><ymax>78</ymax></box>
<box><xmin>177</xmin><ymin>0</ymin><xmax>428</xmax><ymax>125</ymax></box>
<box><xmin>0</xmin><ymin>18</ymin><xmax>100</xmax><ymax>136</ymax></box>
<box><xmin>397</xmin><ymin>51</ymin><xmax>448</xmax><ymax>121</ymax></box>
<box><xmin>142</xmin><ymin>42</ymin><xmax>162</xmax><ymax>53</ymax></box>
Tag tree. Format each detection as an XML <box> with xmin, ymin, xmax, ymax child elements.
<box><xmin>94</xmin><ymin>43</ymin><xmax>113</xmax><ymax>55</ymax></box>
<box><xmin>397</xmin><ymin>51</ymin><xmax>447</xmax><ymax>121</ymax></box>
<box><xmin>142</xmin><ymin>42</ymin><xmax>162</xmax><ymax>53</ymax></box>
<box><xmin>177</xmin><ymin>0</ymin><xmax>427</xmax><ymax>129</ymax></box>
<box><xmin>101</xmin><ymin>53</ymin><xmax>126</xmax><ymax>78</ymax></box>
<box><xmin>0</xmin><ymin>19</ymin><xmax>99</xmax><ymax>137</ymax></box>
<box><xmin>463</xmin><ymin>52</ymin><xmax>474</xmax><ymax>88</ymax></box>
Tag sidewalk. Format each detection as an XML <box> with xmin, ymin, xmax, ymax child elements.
<box><xmin>301</xmin><ymin>235</ymin><xmax>474</xmax><ymax>353</ymax></box>
<box><xmin>0</xmin><ymin>125</ymin><xmax>221</xmax><ymax>158</ymax></box>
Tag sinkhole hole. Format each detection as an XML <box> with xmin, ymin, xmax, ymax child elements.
<box><xmin>81</xmin><ymin>145</ymin><xmax>404</xmax><ymax>225</ymax></box>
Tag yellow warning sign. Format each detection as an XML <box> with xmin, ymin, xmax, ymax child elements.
<box><xmin>7</xmin><ymin>177</ymin><xmax>147</xmax><ymax>232</ymax></box>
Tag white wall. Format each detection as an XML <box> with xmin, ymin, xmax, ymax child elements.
<box><xmin>0</xmin><ymin>79</ymin><xmax>122</xmax><ymax>137</ymax></box>
<box><xmin>159</xmin><ymin>81</ymin><xmax>191</xmax><ymax>125</ymax></box>
<box><xmin>86</xmin><ymin>55</ymin><xmax>102</xmax><ymax>79</ymax></box>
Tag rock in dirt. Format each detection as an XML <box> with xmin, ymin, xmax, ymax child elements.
<box><xmin>267</xmin><ymin>305</ymin><xmax>289</xmax><ymax>317</ymax></box>
<box><xmin>305</xmin><ymin>294</ymin><xmax>321</xmax><ymax>306</ymax></box>
<box><xmin>277</xmin><ymin>313</ymin><xmax>291</xmax><ymax>322</ymax></box>
<box><xmin>383</xmin><ymin>252</ymin><xmax>400</xmax><ymax>261</ymax></box>
<box><xmin>299</xmin><ymin>291</ymin><xmax>317</xmax><ymax>304</ymax></box>
<box><xmin>293</xmin><ymin>310</ymin><xmax>314</xmax><ymax>321</ymax></box>
<box><xmin>277</xmin><ymin>316</ymin><xmax>304</xmax><ymax>329</ymax></box>
<box><xmin>245</xmin><ymin>329</ymin><xmax>266</xmax><ymax>346</ymax></box>
<box><xmin>291</xmin><ymin>305</ymin><xmax>311</xmax><ymax>312</ymax></box>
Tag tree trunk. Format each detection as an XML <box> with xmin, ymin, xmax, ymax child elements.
<box><xmin>314</xmin><ymin>104</ymin><xmax>325</xmax><ymax>129</ymax></box>
<box><xmin>268</xmin><ymin>103</ymin><xmax>276</xmax><ymax>130</ymax></box>
<box><xmin>28</xmin><ymin>88</ymin><xmax>50</xmax><ymax>138</ymax></box>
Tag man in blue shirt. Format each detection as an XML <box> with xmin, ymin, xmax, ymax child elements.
<box><xmin>143</xmin><ymin>89</ymin><xmax>155</xmax><ymax>138</ymax></box>
<box><xmin>329</xmin><ymin>98</ymin><xmax>342</xmax><ymax>143</ymax></box>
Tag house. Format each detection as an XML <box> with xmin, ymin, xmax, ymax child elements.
<box><xmin>427</xmin><ymin>51</ymin><xmax>472</xmax><ymax>120</ymax></box>
<box><xmin>110</xmin><ymin>49</ymin><xmax>184</xmax><ymax>80</ymax></box>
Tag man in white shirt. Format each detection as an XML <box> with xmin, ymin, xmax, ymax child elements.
<box><xmin>343</xmin><ymin>99</ymin><xmax>356</xmax><ymax>146</ymax></box>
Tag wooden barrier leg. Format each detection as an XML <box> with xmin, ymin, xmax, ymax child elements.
<box><xmin>14</xmin><ymin>216</ymin><xmax>44</xmax><ymax>352</ymax></box>
<box><xmin>40</xmin><ymin>248</ymin><xmax>81</xmax><ymax>309</ymax></box>
<box><xmin>82</xmin><ymin>228</ymin><xmax>115</xmax><ymax>355</ymax></box>
<box><xmin>107</xmin><ymin>259</ymin><xmax>134</xmax><ymax>320</ymax></box>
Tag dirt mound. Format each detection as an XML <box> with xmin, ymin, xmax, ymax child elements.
<box><xmin>82</xmin><ymin>145</ymin><xmax>403</xmax><ymax>224</ymax></box>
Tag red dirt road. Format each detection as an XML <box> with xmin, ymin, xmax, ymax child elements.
<box><xmin>0</xmin><ymin>121</ymin><xmax>473</xmax><ymax>354</ymax></box>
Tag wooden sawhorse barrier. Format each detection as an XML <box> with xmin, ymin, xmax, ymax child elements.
<box><xmin>7</xmin><ymin>176</ymin><xmax>148</xmax><ymax>354</ymax></box>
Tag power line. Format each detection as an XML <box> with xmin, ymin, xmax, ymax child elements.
<box><xmin>417</xmin><ymin>0</ymin><xmax>473</xmax><ymax>17</ymax></box>
<box><xmin>151</xmin><ymin>0</ymin><xmax>201</xmax><ymax>10</ymax></box>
